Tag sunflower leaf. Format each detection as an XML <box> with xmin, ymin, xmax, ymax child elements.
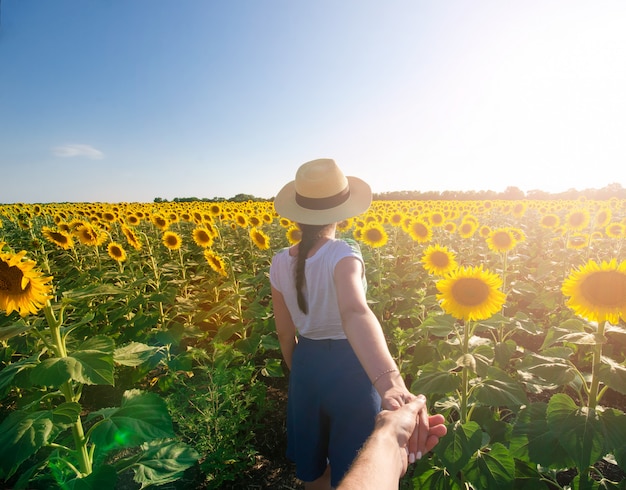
<box><xmin>433</xmin><ymin>420</ymin><xmax>483</xmax><ymax>477</ymax></box>
<box><xmin>597</xmin><ymin>356</ymin><xmax>626</xmax><ymax>395</ymax></box>
<box><xmin>89</xmin><ymin>389</ymin><xmax>175</xmax><ymax>452</ymax></box>
<box><xmin>464</xmin><ymin>442</ymin><xmax>516</xmax><ymax>490</ymax></box>
<box><xmin>0</xmin><ymin>318</ymin><xmax>34</xmax><ymax>341</ymax></box>
<box><xmin>547</xmin><ymin>393</ymin><xmax>604</xmax><ymax>471</ymax></box>
<box><xmin>473</xmin><ymin>366</ymin><xmax>528</xmax><ymax>407</ymax></box>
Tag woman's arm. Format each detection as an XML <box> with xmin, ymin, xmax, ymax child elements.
<box><xmin>271</xmin><ymin>286</ymin><xmax>297</xmax><ymax>370</ymax></box>
<box><xmin>334</xmin><ymin>256</ymin><xmax>412</xmax><ymax>410</ymax></box>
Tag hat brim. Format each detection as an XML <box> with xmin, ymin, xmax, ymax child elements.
<box><xmin>273</xmin><ymin>176</ymin><xmax>372</xmax><ymax>225</ymax></box>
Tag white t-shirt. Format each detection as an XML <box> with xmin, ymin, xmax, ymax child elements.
<box><xmin>269</xmin><ymin>238</ymin><xmax>366</xmax><ymax>340</ymax></box>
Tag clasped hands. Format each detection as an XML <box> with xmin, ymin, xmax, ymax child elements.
<box><xmin>378</xmin><ymin>393</ymin><xmax>447</xmax><ymax>475</ymax></box>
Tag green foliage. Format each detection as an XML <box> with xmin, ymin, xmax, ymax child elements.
<box><xmin>165</xmin><ymin>363</ymin><xmax>270</xmax><ymax>489</ymax></box>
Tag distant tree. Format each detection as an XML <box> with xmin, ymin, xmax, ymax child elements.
<box><xmin>153</xmin><ymin>197</ymin><xmax>167</xmax><ymax>203</ymax></box>
<box><xmin>502</xmin><ymin>186</ymin><xmax>525</xmax><ymax>200</ymax></box>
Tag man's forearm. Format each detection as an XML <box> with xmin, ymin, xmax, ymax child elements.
<box><xmin>338</xmin><ymin>429</ymin><xmax>403</xmax><ymax>490</ymax></box>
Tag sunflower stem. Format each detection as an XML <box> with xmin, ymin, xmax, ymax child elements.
<box><xmin>460</xmin><ymin>320</ymin><xmax>470</xmax><ymax>424</ymax></box>
<box><xmin>587</xmin><ymin>320</ymin><xmax>606</xmax><ymax>410</ymax></box>
<box><xmin>44</xmin><ymin>302</ymin><xmax>93</xmax><ymax>476</ymax></box>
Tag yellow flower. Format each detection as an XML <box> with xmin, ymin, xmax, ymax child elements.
<box><xmin>0</xmin><ymin>250</ymin><xmax>53</xmax><ymax>316</ymax></box>
<box><xmin>42</xmin><ymin>226</ymin><xmax>74</xmax><ymax>250</ymax></box>
<box><xmin>605</xmin><ymin>222</ymin><xmax>625</xmax><ymax>239</ymax></box>
<box><xmin>421</xmin><ymin>244</ymin><xmax>458</xmax><ymax>276</ymax></box>
<box><xmin>162</xmin><ymin>231</ymin><xmax>183</xmax><ymax>250</ymax></box>
<box><xmin>204</xmin><ymin>249</ymin><xmax>228</xmax><ymax>276</ymax></box>
<box><xmin>107</xmin><ymin>242</ymin><xmax>127</xmax><ymax>262</ymax></box>
<box><xmin>250</xmin><ymin>227</ymin><xmax>270</xmax><ymax>250</ymax></box>
<box><xmin>407</xmin><ymin>219</ymin><xmax>432</xmax><ymax>243</ymax></box>
<box><xmin>151</xmin><ymin>214</ymin><xmax>170</xmax><ymax>231</ymax></box>
<box><xmin>486</xmin><ymin>228</ymin><xmax>517</xmax><ymax>253</ymax></box>
<box><xmin>457</xmin><ymin>220</ymin><xmax>478</xmax><ymax>239</ymax></box>
<box><xmin>436</xmin><ymin>265</ymin><xmax>506</xmax><ymax>322</ymax></box>
<box><xmin>74</xmin><ymin>223</ymin><xmax>107</xmax><ymax>247</ymax></box>
<box><xmin>565</xmin><ymin>209</ymin><xmax>590</xmax><ymax>231</ymax></box>
<box><xmin>361</xmin><ymin>222</ymin><xmax>388</xmax><ymax>248</ymax></box>
<box><xmin>566</xmin><ymin>233</ymin><xmax>589</xmax><ymax>250</ymax></box>
<box><xmin>540</xmin><ymin>214</ymin><xmax>560</xmax><ymax>229</ymax></box>
<box><xmin>286</xmin><ymin>225</ymin><xmax>301</xmax><ymax>245</ymax></box>
<box><xmin>121</xmin><ymin>225</ymin><xmax>142</xmax><ymax>250</ymax></box>
<box><xmin>562</xmin><ymin>259</ymin><xmax>626</xmax><ymax>324</ymax></box>
<box><xmin>192</xmin><ymin>227</ymin><xmax>214</xmax><ymax>248</ymax></box>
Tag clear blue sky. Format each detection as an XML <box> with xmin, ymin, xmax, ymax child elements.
<box><xmin>1</xmin><ymin>0</ymin><xmax>625</xmax><ymax>203</ymax></box>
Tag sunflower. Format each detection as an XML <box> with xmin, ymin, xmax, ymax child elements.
<box><xmin>41</xmin><ymin>226</ymin><xmax>74</xmax><ymax>250</ymax></box>
<box><xmin>407</xmin><ymin>219</ymin><xmax>433</xmax><ymax>243</ymax></box>
<box><xmin>74</xmin><ymin>223</ymin><xmax>107</xmax><ymax>247</ymax></box>
<box><xmin>421</xmin><ymin>244</ymin><xmax>458</xmax><ymax>276</ymax></box>
<box><xmin>486</xmin><ymin>228</ymin><xmax>517</xmax><ymax>253</ymax></box>
<box><xmin>234</xmin><ymin>213</ymin><xmax>248</xmax><ymax>228</ymax></box>
<box><xmin>286</xmin><ymin>225</ymin><xmax>301</xmax><ymax>245</ymax></box>
<box><xmin>457</xmin><ymin>220</ymin><xmax>478</xmax><ymax>239</ymax></box>
<box><xmin>0</xmin><ymin>250</ymin><xmax>53</xmax><ymax>316</ymax></box>
<box><xmin>151</xmin><ymin>214</ymin><xmax>170</xmax><ymax>231</ymax></box>
<box><xmin>562</xmin><ymin>259</ymin><xmax>626</xmax><ymax>324</ymax></box>
<box><xmin>250</xmin><ymin>227</ymin><xmax>270</xmax><ymax>250</ymax></box>
<box><xmin>121</xmin><ymin>225</ymin><xmax>142</xmax><ymax>250</ymax></box>
<box><xmin>360</xmin><ymin>223</ymin><xmax>388</xmax><ymax>248</ymax></box>
<box><xmin>192</xmin><ymin>227</ymin><xmax>214</xmax><ymax>248</ymax></box>
<box><xmin>162</xmin><ymin>231</ymin><xmax>182</xmax><ymax>251</ymax></box>
<box><xmin>566</xmin><ymin>233</ymin><xmax>589</xmax><ymax>250</ymax></box>
<box><xmin>279</xmin><ymin>217</ymin><xmax>292</xmax><ymax>228</ymax></box>
<box><xmin>107</xmin><ymin>242</ymin><xmax>127</xmax><ymax>262</ymax></box>
<box><xmin>337</xmin><ymin>218</ymin><xmax>354</xmax><ymax>232</ymax></box>
<box><xmin>436</xmin><ymin>265</ymin><xmax>506</xmax><ymax>322</ymax></box>
<box><xmin>565</xmin><ymin>209</ymin><xmax>591</xmax><ymax>231</ymax></box>
<box><xmin>605</xmin><ymin>222</ymin><xmax>625</xmax><ymax>239</ymax></box>
<box><xmin>204</xmin><ymin>249</ymin><xmax>228</xmax><ymax>276</ymax></box>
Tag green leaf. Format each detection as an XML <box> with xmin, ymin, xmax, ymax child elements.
<box><xmin>547</xmin><ymin>393</ymin><xmax>604</xmax><ymax>471</ymax></box>
<box><xmin>261</xmin><ymin>358</ymin><xmax>284</xmax><ymax>377</ymax></box>
<box><xmin>125</xmin><ymin>439</ymin><xmax>199</xmax><ymax>488</ymax></box>
<box><xmin>52</xmin><ymin>402</ymin><xmax>81</xmax><ymax>425</ymax></box>
<box><xmin>599</xmin><ymin>408</ymin><xmax>626</xmax><ymax>469</ymax></box>
<box><xmin>473</xmin><ymin>366</ymin><xmax>528</xmax><ymax>408</ymax></box>
<box><xmin>0</xmin><ymin>318</ymin><xmax>34</xmax><ymax>341</ymax></box>
<box><xmin>62</xmin><ymin>284</ymin><xmax>128</xmax><ymax>301</ymax></box>
<box><xmin>411</xmin><ymin>370</ymin><xmax>461</xmax><ymax>396</ymax></box>
<box><xmin>63</xmin><ymin>464</ymin><xmax>117</xmax><ymax>490</ymax></box>
<box><xmin>0</xmin><ymin>354</ymin><xmax>39</xmax><ymax>396</ymax></box>
<box><xmin>541</xmin><ymin>319</ymin><xmax>587</xmax><ymax>349</ymax></box>
<box><xmin>518</xmin><ymin>352</ymin><xmax>577</xmax><ymax>388</ymax></box>
<box><xmin>32</xmin><ymin>348</ymin><xmax>115</xmax><ymax>386</ymax></box>
<box><xmin>597</xmin><ymin>356</ymin><xmax>626</xmax><ymax>395</ymax></box>
<box><xmin>510</xmin><ymin>402</ymin><xmax>572</xmax><ymax>468</ymax></box>
<box><xmin>433</xmin><ymin>420</ymin><xmax>483</xmax><ymax>477</ymax></box>
<box><xmin>464</xmin><ymin>442</ymin><xmax>515</xmax><ymax>490</ymax></box>
<box><xmin>420</xmin><ymin>314</ymin><xmax>457</xmax><ymax>337</ymax></box>
<box><xmin>89</xmin><ymin>389</ymin><xmax>175</xmax><ymax>453</ymax></box>
<box><xmin>0</xmin><ymin>410</ymin><xmax>60</xmax><ymax>479</ymax></box>
<box><xmin>114</xmin><ymin>342</ymin><xmax>162</xmax><ymax>367</ymax></box>
<box><xmin>411</xmin><ymin>466</ymin><xmax>464</xmax><ymax>490</ymax></box>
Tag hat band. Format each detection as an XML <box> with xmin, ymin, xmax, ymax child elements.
<box><xmin>296</xmin><ymin>186</ymin><xmax>351</xmax><ymax>210</ymax></box>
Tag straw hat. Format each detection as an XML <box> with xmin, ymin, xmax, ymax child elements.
<box><xmin>274</xmin><ymin>158</ymin><xmax>372</xmax><ymax>225</ymax></box>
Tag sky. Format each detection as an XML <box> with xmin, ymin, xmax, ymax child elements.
<box><xmin>1</xmin><ymin>0</ymin><xmax>625</xmax><ymax>204</ymax></box>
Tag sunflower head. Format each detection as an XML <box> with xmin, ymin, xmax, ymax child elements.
<box><xmin>436</xmin><ymin>265</ymin><xmax>506</xmax><ymax>322</ymax></box>
<box><xmin>562</xmin><ymin>259</ymin><xmax>626</xmax><ymax>324</ymax></box>
<box><xmin>486</xmin><ymin>228</ymin><xmax>517</xmax><ymax>253</ymax></box>
<box><xmin>204</xmin><ymin>249</ymin><xmax>228</xmax><ymax>277</ymax></box>
<box><xmin>162</xmin><ymin>231</ymin><xmax>183</xmax><ymax>251</ymax></box>
<box><xmin>421</xmin><ymin>244</ymin><xmax>458</xmax><ymax>276</ymax></box>
<box><xmin>361</xmin><ymin>223</ymin><xmax>388</xmax><ymax>248</ymax></box>
<box><xmin>0</xmin><ymin>250</ymin><xmax>53</xmax><ymax>316</ymax></box>
<box><xmin>107</xmin><ymin>242</ymin><xmax>127</xmax><ymax>262</ymax></box>
<box><xmin>250</xmin><ymin>227</ymin><xmax>270</xmax><ymax>250</ymax></box>
<box><xmin>193</xmin><ymin>227</ymin><xmax>214</xmax><ymax>248</ymax></box>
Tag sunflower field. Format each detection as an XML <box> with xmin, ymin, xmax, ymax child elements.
<box><xmin>1</xmin><ymin>197</ymin><xmax>626</xmax><ymax>489</ymax></box>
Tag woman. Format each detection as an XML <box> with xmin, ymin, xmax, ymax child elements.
<box><xmin>270</xmin><ymin>159</ymin><xmax>433</xmax><ymax>489</ymax></box>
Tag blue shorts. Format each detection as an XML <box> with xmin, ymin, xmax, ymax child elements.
<box><xmin>286</xmin><ymin>336</ymin><xmax>381</xmax><ymax>487</ymax></box>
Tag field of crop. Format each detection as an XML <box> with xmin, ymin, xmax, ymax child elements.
<box><xmin>1</xmin><ymin>197</ymin><xmax>625</xmax><ymax>489</ymax></box>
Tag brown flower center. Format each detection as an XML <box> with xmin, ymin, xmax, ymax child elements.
<box><xmin>451</xmin><ymin>278</ymin><xmax>490</xmax><ymax>306</ymax></box>
<box><xmin>0</xmin><ymin>260</ymin><xmax>28</xmax><ymax>294</ymax></box>
<box><xmin>580</xmin><ymin>271</ymin><xmax>626</xmax><ymax>308</ymax></box>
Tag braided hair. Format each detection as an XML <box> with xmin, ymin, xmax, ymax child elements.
<box><xmin>294</xmin><ymin>223</ymin><xmax>335</xmax><ymax>314</ymax></box>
